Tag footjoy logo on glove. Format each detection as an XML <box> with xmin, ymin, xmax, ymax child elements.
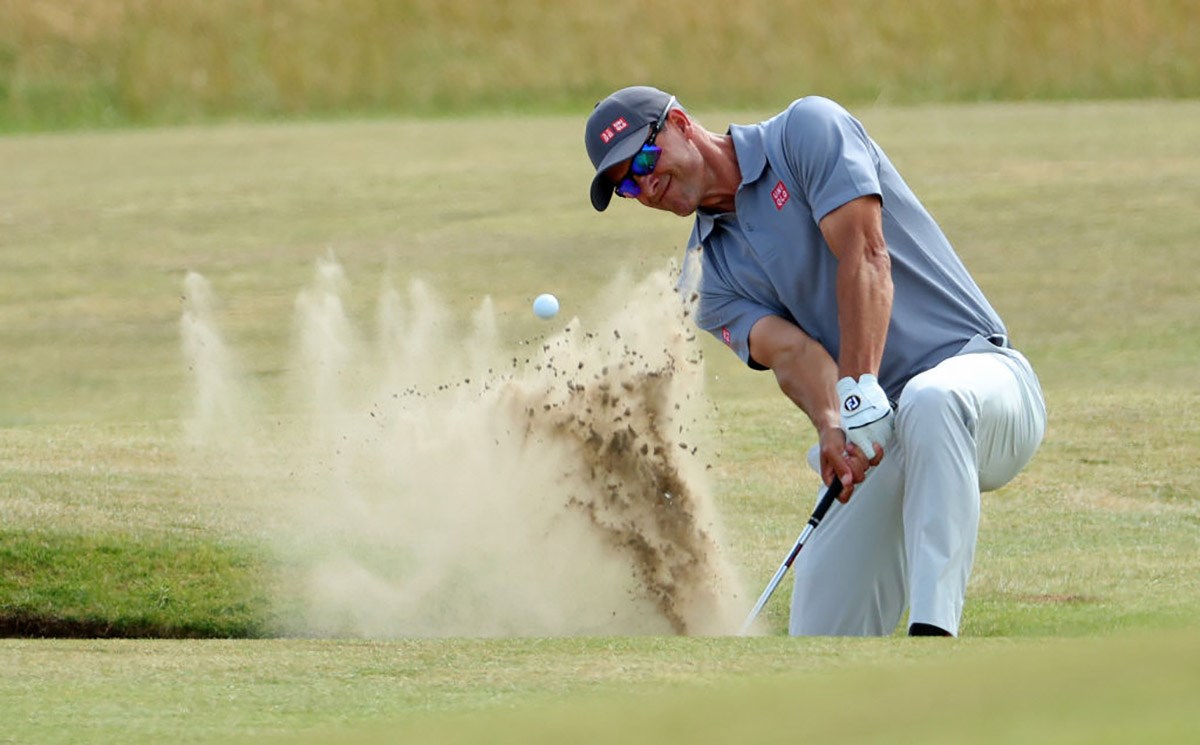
<box><xmin>844</xmin><ymin>395</ymin><xmax>861</xmax><ymax>412</ymax></box>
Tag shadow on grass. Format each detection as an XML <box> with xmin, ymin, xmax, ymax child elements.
<box><xmin>0</xmin><ymin>610</ymin><xmax>266</xmax><ymax>639</ymax></box>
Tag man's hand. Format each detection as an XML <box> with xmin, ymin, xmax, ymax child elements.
<box><xmin>744</xmin><ymin>315</ymin><xmax>884</xmax><ymax>501</ymax></box>
<box><xmin>837</xmin><ymin>373</ymin><xmax>894</xmax><ymax>461</ymax></box>
<box><xmin>815</xmin><ymin>428</ymin><xmax>876</xmax><ymax>503</ymax></box>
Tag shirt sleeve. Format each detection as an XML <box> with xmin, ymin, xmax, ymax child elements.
<box><xmin>691</xmin><ymin>253</ymin><xmax>775</xmax><ymax>371</ymax></box>
<box><xmin>782</xmin><ymin>96</ymin><xmax>882</xmax><ymax>223</ymax></box>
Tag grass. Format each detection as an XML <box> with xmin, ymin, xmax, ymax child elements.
<box><xmin>343</xmin><ymin>630</ymin><xmax>1200</xmax><ymax>745</ymax></box>
<box><xmin>0</xmin><ymin>529</ymin><xmax>271</xmax><ymax>638</ymax></box>
<box><xmin>3</xmin><ymin>631</ymin><xmax>1198</xmax><ymax>743</ymax></box>
<box><xmin>0</xmin><ymin>99</ymin><xmax>1198</xmax><ymax>741</ymax></box>
<box><xmin>2</xmin><ymin>0</ymin><xmax>1200</xmax><ymax>130</ymax></box>
<box><xmin>0</xmin><ymin>636</ymin><xmax>922</xmax><ymax>742</ymax></box>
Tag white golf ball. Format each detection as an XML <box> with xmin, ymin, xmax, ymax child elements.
<box><xmin>532</xmin><ymin>293</ymin><xmax>559</xmax><ymax>319</ymax></box>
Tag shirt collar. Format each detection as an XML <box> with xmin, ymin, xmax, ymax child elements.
<box><xmin>690</xmin><ymin>123</ymin><xmax>767</xmax><ymax>247</ymax></box>
<box><xmin>730</xmin><ymin>123</ymin><xmax>768</xmax><ymax>185</ymax></box>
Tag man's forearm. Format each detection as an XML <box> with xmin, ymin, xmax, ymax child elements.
<box><xmin>818</xmin><ymin>195</ymin><xmax>893</xmax><ymax>379</ymax></box>
<box><xmin>836</xmin><ymin>252</ymin><xmax>892</xmax><ymax>378</ymax></box>
<box><xmin>770</xmin><ymin>341</ymin><xmax>841</xmax><ymax>436</ymax></box>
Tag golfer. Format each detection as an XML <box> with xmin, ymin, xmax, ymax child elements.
<box><xmin>584</xmin><ymin>86</ymin><xmax>1046</xmax><ymax>636</ymax></box>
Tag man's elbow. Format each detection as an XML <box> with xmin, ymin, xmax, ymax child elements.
<box><xmin>765</xmin><ymin>336</ymin><xmax>817</xmax><ymax>391</ymax></box>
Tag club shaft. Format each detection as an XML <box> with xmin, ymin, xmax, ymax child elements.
<box><xmin>738</xmin><ymin>479</ymin><xmax>843</xmax><ymax>635</ymax></box>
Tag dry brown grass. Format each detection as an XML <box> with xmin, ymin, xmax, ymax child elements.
<box><xmin>2</xmin><ymin>0</ymin><xmax>1198</xmax><ymax>129</ymax></box>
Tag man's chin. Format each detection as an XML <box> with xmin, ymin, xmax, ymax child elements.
<box><xmin>655</xmin><ymin>176</ymin><xmax>697</xmax><ymax>217</ymax></box>
<box><xmin>648</xmin><ymin>199</ymin><xmax>695</xmax><ymax>217</ymax></box>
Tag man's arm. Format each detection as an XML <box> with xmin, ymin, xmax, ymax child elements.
<box><xmin>818</xmin><ymin>194</ymin><xmax>896</xmax><ymax>462</ymax></box>
<box><xmin>748</xmin><ymin>315</ymin><xmax>871</xmax><ymax>501</ymax></box>
<box><xmin>819</xmin><ymin>194</ymin><xmax>891</xmax><ymax>378</ymax></box>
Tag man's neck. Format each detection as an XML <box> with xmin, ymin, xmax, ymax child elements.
<box><xmin>698</xmin><ymin>133</ymin><xmax>741</xmax><ymax>213</ymax></box>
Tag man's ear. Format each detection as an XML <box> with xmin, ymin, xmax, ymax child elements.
<box><xmin>666</xmin><ymin>107</ymin><xmax>690</xmax><ymax>133</ymax></box>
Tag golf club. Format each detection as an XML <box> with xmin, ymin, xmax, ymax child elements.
<box><xmin>738</xmin><ymin>477</ymin><xmax>843</xmax><ymax>635</ymax></box>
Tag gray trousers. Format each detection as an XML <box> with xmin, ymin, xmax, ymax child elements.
<box><xmin>790</xmin><ymin>336</ymin><xmax>1047</xmax><ymax>636</ymax></box>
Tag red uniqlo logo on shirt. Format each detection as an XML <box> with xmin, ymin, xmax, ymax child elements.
<box><xmin>771</xmin><ymin>181</ymin><xmax>790</xmax><ymax>210</ymax></box>
<box><xmin>721</xmin><ymin>327</ymin><xmax>732</xmax><ymax>346</ymax></box>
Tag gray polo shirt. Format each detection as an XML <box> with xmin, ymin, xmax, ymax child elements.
<box><xmin>679</xmin><ymin>96</ymin><xmax>1005</xmax><ymax>401</ymax></box>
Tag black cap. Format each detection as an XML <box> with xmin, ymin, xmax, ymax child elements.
<box><xmin>584</xmin><ymin>86</ymin><xmax>675</xmax><ymax>212</ymax></box>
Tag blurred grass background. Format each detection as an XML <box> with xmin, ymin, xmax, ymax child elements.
<box><xmin>2</xmin><ymin>0</ymin><xmax>1199</xmax><ymax>131</ymax></box>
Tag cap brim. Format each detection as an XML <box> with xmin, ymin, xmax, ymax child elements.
<box><xmin>588</xmin><ymin>123</ymin><xmax>653</xmax><ymax>212</ymax></box>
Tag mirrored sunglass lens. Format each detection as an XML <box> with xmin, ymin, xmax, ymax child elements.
<box><xmin>630</xmin><ymin>145</ymin><xmax>661</xmax><ymax>176</ymax></box>
<box><xmin>615</xmin><ymin>178</ymin><xmax>640</xmax><ymax>198</ymax></box>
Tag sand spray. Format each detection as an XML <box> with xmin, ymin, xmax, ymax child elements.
<box><xmin>180</xmin><ymin>257</ymin><xmax>745</xmax><ymax>636</ymax></box>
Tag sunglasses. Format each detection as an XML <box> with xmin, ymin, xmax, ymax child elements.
<box><xmin>614</xmin><ymin>96</ymin><xmax>675</xmax><ymax>199</ymax></box>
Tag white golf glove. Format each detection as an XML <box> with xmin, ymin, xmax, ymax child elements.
<box><xmin>836</xmin><ymin>374</ymin><xmax>894</xmax><ymax>461</ymax></box>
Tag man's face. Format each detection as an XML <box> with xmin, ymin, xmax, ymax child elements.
<box><xmin>605</xmin><ymin>111</ymin><xmax>703</xmax><ymax>217</ymax></box>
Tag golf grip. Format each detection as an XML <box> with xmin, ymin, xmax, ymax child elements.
<box><xmin>738</xmin><ymin>478</ymin><xmax>844</xmax><ymax>635</ymax></box>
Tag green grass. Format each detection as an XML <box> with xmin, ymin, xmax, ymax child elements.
<box><xmin>341</xmin><ymin>630</ymin><xmax>1200</xmax><ymax>745</ymax></box>
<box><xmin>0</xmin><ymin>529</ymin><xmax>270</xmax><ymax>638</ymax></box>
<box><xmin>0</xmin><ymin>636</ymin><xmax>920</xmax><ymax>742</ymax></box>
<box><xmin>0</xmin><ymin>100</ymin><xmax>1198</xmax><ymax>741</ymax></box>
<box><xmin>3</xmin><ymin>631</ymin><xmax>1197</xmax><ymax>743</ymax></box>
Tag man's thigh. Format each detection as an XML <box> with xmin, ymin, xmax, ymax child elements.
<box><xmin>899</xmin><ymin>347</ymin><xmax>1044</xmax><ymax>492</ymax></box>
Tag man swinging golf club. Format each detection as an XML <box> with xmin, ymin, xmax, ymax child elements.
<box><xmin>584</xmin><ymin>86</ymin><xmax>1046</xmax><ymax>636</ymax></box>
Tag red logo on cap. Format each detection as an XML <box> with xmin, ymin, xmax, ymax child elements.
<box><xmin>600</xmin><ymin>117</ymin><xmax>629</xmax><ymax>144</ymax></box>
<box><xmin>721</xmin><ymin>327</ymin><xmax>732</xmax><ymax>346</ymax></box>
<box><xmin>771</xmin><ymin>181</ymin><xmax>790</xmax><ymax>210</ymax></box>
